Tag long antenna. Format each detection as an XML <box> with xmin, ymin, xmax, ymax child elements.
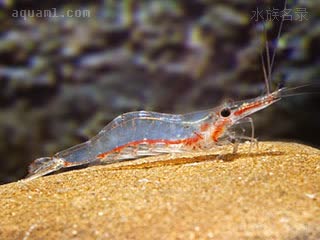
<box><xmin>260</xmin><ymin>22</ymin><xmax>270</xmax><ymax>94</ymax></box>
<box><xmin>260</xmin><ymin>0</ymin><xmax>287</xmax><ymax>94</ymax></box>
<box><xmin>265</xmin><ymin>26</ymin><xmax>272</xmax><ymax>93</ymax></box>
<box><xmin>260</xmin><ymin>47</ymin><xmax>269</xmax><ymax>93</ymax></box>
<box><xmin>269</xmin><ymin>0</ymin><xmax>287</xmax><ymax>79</ymax></box>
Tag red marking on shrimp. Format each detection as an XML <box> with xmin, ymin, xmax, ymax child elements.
<box><xmin>234</xmin><ymin>95</ymin><xmax>274</xmax><ymax>116</ymax></box>
<box><xmin>193</xmin><ymin>131</ymin><xmax>204</xmax><ymax>140</ymax></box>
<box><xmin>200</xmin><ymin>123</ymin><xmax>210</xmax><ymax>131</ymax></box>
<box><xmin>211</xmin><ymin>118</ymin><xmax>231</xmax><ymax>142</ymax></box>
<box><xmin>64</xmin><ymin>162</ymin><xmax>72</xmax><ymax>167</ymax></box>
<box><xmin>97</xmin><ymin>134</ymin><xmax>203</xmax><ymax>159</ymax></box>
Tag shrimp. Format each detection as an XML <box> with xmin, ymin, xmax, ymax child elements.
<box><xmin>26</xmin><ymin>0</ymin><xmax>291</xmax><ymax>180</ymax></box>
<box><xmin>26</xmin><ymin>89</ymin><xmax>285</xmax><ymax>180</ymax></box>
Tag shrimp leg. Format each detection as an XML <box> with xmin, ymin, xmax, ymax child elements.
<box><xmin>228</xmin><ymin>117</ymin><xmax>257</xmax><ymax>153</ymax></box>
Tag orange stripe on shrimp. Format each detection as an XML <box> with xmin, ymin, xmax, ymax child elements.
<box><xmin>234</xmin><ymin>95</ymin><xmax>274</xmax><ymax>116</ymax></box>
<box><xmin>211</xmin><ymin>118</ymin><xmax>231</xmax><ymax>142</ymax></box>
<box><xmin>97</xmin><ymin>133</ymin><xmax>203</xmax><ymax>159</ymax></box>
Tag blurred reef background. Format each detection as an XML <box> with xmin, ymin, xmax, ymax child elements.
<box><xmin>0</xmin><ymin>0</ymin><xmax>319</xmax><ymax>184</ymax></box>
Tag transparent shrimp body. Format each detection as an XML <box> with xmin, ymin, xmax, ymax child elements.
<box><xmin>26</xmin><ymin>89</ymin><xmax>282</xmax><ymax>180</ymax></box>
<box><xmin>27</xmin><ymin>110</ymin><xmax>214</xmax><ymax>179</ymax></box>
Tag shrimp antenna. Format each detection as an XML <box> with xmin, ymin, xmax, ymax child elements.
<box><xmin>260</xmin><ymin>23</ymin><xmax>270</xmax><ymax>94</ymax></box>
<box><xmin>279</xmin><ymin>83</ymin><xmax>320</xmax><ymax>98</ymax></box>
<box><xmin>269</xmin><ymin>0</ymin><xmax>287</xmax><ymax>83</ymax></box>
<box><xmin>260</xmin><ymin>0</ymin><xmax>287</xmax><ymax>94</ymax></box>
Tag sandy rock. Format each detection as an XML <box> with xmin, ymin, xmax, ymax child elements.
<box><xmin>0</xmin><ymin>142</ymin><xmax>319</xmax><ymax>239</ymax></box>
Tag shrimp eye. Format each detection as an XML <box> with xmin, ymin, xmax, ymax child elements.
<box><xmin>220</xmin><ymin>108</ymin><xmax>231</xmax><ymax>117</ymax></box>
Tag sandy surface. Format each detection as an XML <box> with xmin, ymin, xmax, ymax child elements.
<box><xmin>0</xmin><ymin>142</ymin><xmax>319</xmax><ymax>240</ymax></box>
